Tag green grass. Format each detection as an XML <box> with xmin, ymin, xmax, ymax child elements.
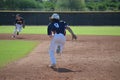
<box><xmin>0</xmin><ymin>40</ymin><xmax>38</xmax><ymax>68</ymax></box>
<box><xmin>0</xmin><ymin>26</ymin><xmax>120</xmax><ymax>35</ymax></box>
<box><xmin>0</xmin><ymin>26</ymin><xmax>120</xmax><ymax>68</ymax></box>
<box><xmin>68</xmin><ymin>26</ymin><xmax>120</xmax><ymax>36</ymax></box>
<box><xmin>0</xmin><ymin>26</ymin><xmax>47</xmax><ymax>34</ymax></box>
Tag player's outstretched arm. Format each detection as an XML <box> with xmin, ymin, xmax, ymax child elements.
<box><xmin>66</xmin><ymin>27</ymin><xmax>77</xmax><ymax>40</ymax></box>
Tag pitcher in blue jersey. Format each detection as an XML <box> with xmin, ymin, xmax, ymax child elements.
<box><xmin>47</xmin><ymin>13</ymin><xmax>77</xmax><ymax>68</ymax></box>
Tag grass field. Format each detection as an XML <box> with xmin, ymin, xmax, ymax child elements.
<box><xmin>0</xmin><ymin>26</ymin><xmax>120</xmax><ymax>35</ymax></box>
<box><xmin>0</xmin><ymin>25</ymin><xmax>120</xmax><ymax>68</ymax></box>
<box><xmin>0</xmin><ymin>40</ymin><xmax>38</xmax><ymax>68</ymax></box>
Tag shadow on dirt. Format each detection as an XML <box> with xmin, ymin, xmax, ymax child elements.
<box><xmin>51</xmin><ymin>67</ymin><xmax>82</xmax><ymax>73</ymax></box>
<box><xmin>16</xmin><ymin>37</ymin><xmax>25</xmax><ymax>39</ymax></box>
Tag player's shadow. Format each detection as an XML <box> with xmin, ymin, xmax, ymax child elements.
<box><xmin>52</xmin><ymin>67</ymin><xmax>82</xmax><ymax>73</ymax></box>
<box><xmin>16</xmin><ymin>37</ymin><xmax>25</xmax><ymax>39</ymax></box>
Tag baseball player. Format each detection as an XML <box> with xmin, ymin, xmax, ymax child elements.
<box><xmin>12</xmin><ymin>14</ymin><xmax>25</xmax><ymax>38</ymax></box>
<box><xmin>47</xmin><ymin>13</ymin><xmax>77</xmax><ymax>68</ymax></box>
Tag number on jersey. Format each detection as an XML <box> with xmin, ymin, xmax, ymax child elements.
<box><xmin>54</xmin><ymin>23</ymin><xmax>59</xmax><ymax>28</ymax></box>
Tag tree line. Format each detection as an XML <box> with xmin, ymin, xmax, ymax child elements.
<box><xmin>0</xmin><ymin>0</ymin><xmax>120</xmax><ymax>11</ymax></box>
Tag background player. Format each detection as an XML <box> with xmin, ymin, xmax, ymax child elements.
<box><xmin>47</xmin><ymin>13</ymin><xmax>77</xmax><ymax>68</ymax></box>
<box><xmin>12</xmin><ymin>14</ymin><xmax>25</xmax><ymax>38</ymax></box>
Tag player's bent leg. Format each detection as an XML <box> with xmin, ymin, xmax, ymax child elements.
<box><xmin>16</xmin><ymin>24</ymin><xmax>22</xmax><ymax>35</ymax></box>
<box><xmin>54</xmin><ymin>34</ymin><xmax>66</xmax><ymax>55</ymax></box>
<box><xmin>18</xmin><ymin>25</ymin><xmax>22</xmax><ymax>32</ymax></box>
<box><xmin>57</xmin><ymin>34</ymin><xmax>66</xmax><ymax>54</ymax></box>
<box><xmin>56</xmin><ymin>45</ymin><xmax>61</xmax><ymax>54</ymax></box>
<box><xmin>59</xmin><ymin>44</ymin><xmax>64</xmax><ymax>53</ymax></box>
<box><xmin>12</xmin><ymin>28</ymin><xmax>17</xmax><ymax>38</ymax></box>
<box><xmin>16</xmin><ymin>28</ymin><xmax>19</xmax><ymax>36</ymax></box>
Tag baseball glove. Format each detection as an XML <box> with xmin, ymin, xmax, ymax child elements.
<box><xmin>72</xmin><ymin>34</ymin><xmax>77</xmax><ymax>40</ymax></box>
<box><xmin>22</xmin><ymin>24</ymin><xmax>25</xmax><ymax>28</ymax></box>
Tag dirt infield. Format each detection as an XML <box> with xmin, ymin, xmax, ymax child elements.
<box><xmin>0</xmin><ymin>34</ymin><xmax>120</xmax><ymax>80</ymax></box>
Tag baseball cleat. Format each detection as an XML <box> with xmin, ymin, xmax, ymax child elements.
<box><xmin>56</xmin><ymin>45</ymin><xmax>61</xmax><ymax>54</ymax></box>
<box><xmin>48</xmin><ymin>64</ymin><xmax>56</xmax><ymax>68</ymax></box>
<box><xmin>12</xmin><ymin>35</ymin><xmax>16</xmax><ymax>38</ymax></box>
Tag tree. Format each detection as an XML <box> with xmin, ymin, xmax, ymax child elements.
<box><xmin>0</xmin><ymin>0</ymin><xmax>120</xmax><ymax>11</ymax></box>
<box><xmin>55</xmin><ymin>0</ymin><xmax>70</xmax><ymax>11</ymax></box>
<box><xmin>79</xmin><ymin>0</ymin><xmax>86</xmax><ymax>11</ymax></box>
<box><xmin>55</xmin><ymin>0</ymin><xmax>85</xmax><ymax>11</ymax></box>
<box><xmin>42</xmin><ymin>1</ymin><xmax>55</xmax><ymax>11</ymax></box>
<box><xmin>0</xmin><ymin>0</ymin><xmax>42</xmax><ymax>10</ymax></box>
<box><xmin>16</xmin><ymin>0</ymin><xmax>41</xmax><ymax>10</ymax></box>
<box><xmin>69</xmin><ymin>0</ymin><xmax>84</xmax><ymax>11</ymax></box>
<box><xmin>0</xmin><ymin>0</ymin><xmax>5</xmax><ymax>9</ymax></box>
<box><xmin>97</xmin><ymin>3</ymin><xmax>107</xmax><ymax>11</ymax></box>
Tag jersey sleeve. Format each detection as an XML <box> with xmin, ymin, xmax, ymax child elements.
<box><xmin>21</xmin><ymin>17</ymin><xmax>25</xmax><ymax>24</ymax></box>
<box><xmin>64</xmin><ymin>22</ymin><xmax>69</xmax><ymax>28</ymax></box>
<box><xmin>61</xmin><ymin>21</ymin><xmax>69</xmax><ymax>28</ymax></box>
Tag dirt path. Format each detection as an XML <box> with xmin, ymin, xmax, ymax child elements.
<box><xmin>0</xmin><ymin>34</ymin><xmax>120</xmax><ymax>80</ymax></box>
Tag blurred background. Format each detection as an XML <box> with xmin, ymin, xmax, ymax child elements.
<box><xmin>0</xmin><ymin>0</ymin><xmax>120</xmax><ymax>11</ymax></box>
<box><xmin>0</xmin><ymin>0</ymin><xmax>120</xmax><ymax>25</ymax></box>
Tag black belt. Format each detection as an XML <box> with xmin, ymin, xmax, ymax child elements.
<box><xmin>56</xmin><ymin>33</ymin><xmax>65</xmax><ymax>36</ymax></box>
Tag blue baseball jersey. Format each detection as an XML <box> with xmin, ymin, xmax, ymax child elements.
<box><xmin>15</xmin><ymin>17</ymin><xmax>24</xmax><ymax>25</ymax></box>
<box><xmin>48</xmin><ymin>21</ymin><xmax>68</xmax><ymax>36</ymax></box>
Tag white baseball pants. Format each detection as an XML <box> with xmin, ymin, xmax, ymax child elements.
<box><xmin>14</xmin><ymin>24</ymin><xmax>22</xmax><ymax>35</ymax></box>
<box><xmin>49</xmin><ymin>33</ymin><xmax>66</xmax><ymax>65</ymax></box>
